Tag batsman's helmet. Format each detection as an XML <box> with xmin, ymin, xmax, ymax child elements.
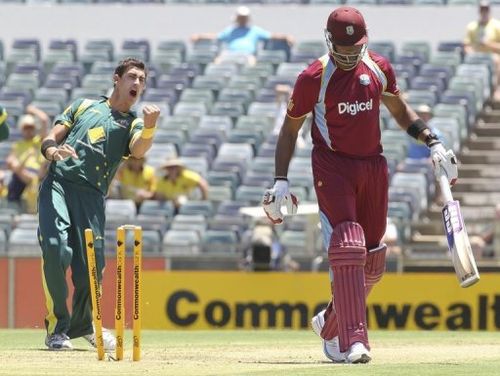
<box><xmin>324</xmin><ymin>6</ymin><xmax>368</xmax><ymax>70</ymax></box>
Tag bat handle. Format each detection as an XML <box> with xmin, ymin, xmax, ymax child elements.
<box><xmin>437</xmin><ymin>167</ymin><xmax>454</xmax><ymax>203</ymax></box>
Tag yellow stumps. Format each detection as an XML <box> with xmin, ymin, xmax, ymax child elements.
<box><xmin>84</xmin><ymin>228</ymin><xmax>105</xmax><ymax>361</ymax></box>
<box><xmin>115</xmin><ymin>227</ymin><xmax>126</xmax><ymax>361</ymax></box>
<box><xmin>132</xmin><ymin>226</ymin><xmax>142</xmax><ymax>362</ymax></box>
<box><xmin>86</xmin><ymin>225</ymin><xmax>142</xmax><ymax>361</ymax></box>
<box><xmin>116</xmin><ymin>225</ymin><xmax>142</xmax><ymax>362</ymax></box>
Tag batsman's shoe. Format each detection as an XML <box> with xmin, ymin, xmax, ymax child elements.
<box><xmin>311</xmin><ymin>309</ymin><xmax>346</xmax><ymax>363</ymax></box>
<box><xmin>83</xmin><ymin>327</ymin><xmax>116</xmax><ymax>351</ymax></box>
<box><xmin>311</xmin><ymin>309</ymin><xmax>326</xmax><ymax>337</ymax></box>
<box><xmin>346</xmin><ymin>342</ymin><xmax>371</xmax><ymax>364</ymax></box>
<box><xmin>45</xmin><ymin>333</ymin><xmax>73</xmax><ymax>351</ymax></box>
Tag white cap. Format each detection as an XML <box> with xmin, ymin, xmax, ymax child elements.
<box><xmin>17</xmin><ymin>114</ymin><xmax>38</xmax><ymax>130</ymax></box>
<box><xmin>415</xmin><ymin>104</ymin><xmax>433</xmax><ymax>115</ymax></box>
<box><xmin>479</xmin><ymin>0</ymin><xmax>490</xmax><ymax>8</ymax></box>
<box><xmin>236</xmin><ymin>6</ymin><xmax>250</xmax><ymax>17</ymax></box>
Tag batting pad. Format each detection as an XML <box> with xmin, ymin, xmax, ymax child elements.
<box><xmin>329</xmin><ymin>222</ymin><xmax>369</xmax><ymax>352</ymax></box>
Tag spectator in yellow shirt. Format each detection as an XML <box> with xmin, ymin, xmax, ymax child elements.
<box><xmin>6</xmin><ymin>105</ymin><xmax>49</xmax><ymax>212</ymax></box>
<box><xmin>0</xmin><ymin>170</ymin><xmax>7</xmax><ymax>201</ymax></box>
<box><xmin>0</xmin><ymin>106</ymin><xmax>9</xmax><ymax>202</ymax></box>
<box><xmin>0</xmin><ymin>105</ymin><xmax>9</xmax><ymax>142</ymax></box>
<box><xmin>154</xmin><ymin>158</ymin><xmax>209</xmax><ymax>210</ymax></box>
<box><xmin>464</xmin><ymin>1</ymin><xmax>500</xmax><ymax>54</ymax></box>
<box><xmin>114</xmin><ymin>156</ymin><xmax>156</xmax><ymax>212</ymax></box>
<box><xmin>464</xmin><ymin>1</ymin><xmax>500</xmax><ymax>98</ymax></box>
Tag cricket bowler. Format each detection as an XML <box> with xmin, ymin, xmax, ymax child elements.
<box><xmin>38</xmin><ymin>58</ymin><xmax>159</xmax><ymax>351</ymax></box>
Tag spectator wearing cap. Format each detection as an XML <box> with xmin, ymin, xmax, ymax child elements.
<box><xmin>464</xmin><ymin>0</ymin><xmax>500</xmax><ymax>98</ymax></box>
<box><xmin>464</xmin><ymin>1</ymin><xmax>500</xmax><ymax>54</ymax></box>
<box><xmin>153</xmin><ymin>158</ymin><xmax>209</xmax><ymax>211</ymax></box>
<box><xmin>112</xmin><ymin>156</ymin><xmax>157</xmax><ymax>212</ymax></box>
<box><xmin>191</xmin><ymin>6</ymin><xmax>293</xmax><ymax>61</ymax></box>
<box><xmin>6</xmin><ymin>105</ymin><xmax>49</xmax><ymax>212</ymax></box>
<box><xmin>0</xmin><ymin>105</ymin><xmax>9</xmax><ymax>142</ymax></box>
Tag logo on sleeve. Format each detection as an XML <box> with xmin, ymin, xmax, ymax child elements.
<box><xmin>338</xmin><ymin>99</ymin><xmax>373</xmax><ymax>116</ymax></box>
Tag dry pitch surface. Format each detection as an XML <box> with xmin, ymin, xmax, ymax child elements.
<box><xmin>0</xmin><ymin>330</ymin><xmax>499</xmax><ymax>376</ymax></box>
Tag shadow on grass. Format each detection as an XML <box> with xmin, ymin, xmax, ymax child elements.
<box><xmin>36</xmin><ymin>348</ymin><xmax>93</xmax><ymax>352</ymax></box>
<box><xmin>239</xmin><ymin>360</ymin><xmax>327</xmax><ymax>365</ymax></box>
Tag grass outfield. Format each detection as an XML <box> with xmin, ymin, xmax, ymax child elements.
<box><xmin>0</xmin><ymin>330</ymin><xmax>499</xmax><ymax>376</ymax></box>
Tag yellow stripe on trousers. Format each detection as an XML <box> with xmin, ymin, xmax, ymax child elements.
<box><xmin>40</xmin><ymin>259</ymin><xmax>57</xmax><ymax>334</ymax></box>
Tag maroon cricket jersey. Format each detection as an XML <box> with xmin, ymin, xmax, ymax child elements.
<box><xmin>287</xmin><ymin>51</ymin><xmax>400</xmax><ymax>157</ymax></box>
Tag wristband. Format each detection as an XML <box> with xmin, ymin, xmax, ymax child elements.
<box><xmin>424</xmin><ymin>132</ymin><xmax>441</xmax><ymax>147</ymax></box>
<box><xmin>406</xmin><ymin>119</ymin><xmax>429</xmax><ymax>140</ymax></box>
<box><xmin>140</xmin><ymin>127</ymin><xmax>156</xmax><ymax>139</ymax></box>
<box><xmin>41</xmin><ymin>139</ymin><xmax>58</xmax><ymax>159</ymax></box>
<box><xmin>274</xmin><ymin>176</ymin><xmax>288</xmax><ymax>182</ymax></box>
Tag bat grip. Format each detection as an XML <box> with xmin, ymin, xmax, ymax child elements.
<box><xmin>438</xmin><ymin>167</ymin><xmax>454</xmax><ymax>203</ymax></box>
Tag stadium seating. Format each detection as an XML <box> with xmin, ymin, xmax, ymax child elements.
<box><xmin>0</xmin><ymin>29</ymin><xmax>497</xmax><ymax>269</ymax></box>
<box><xmin>8</xmin><ymin>228</ymin><xmax>39</xmax><ymax>256</ymax></box>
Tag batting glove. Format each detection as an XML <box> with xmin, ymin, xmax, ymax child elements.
<box><xmin>262</xmin><ymin>179</ymin><xmax>298</xmax><ymax>225</ymax></box>
<box><xmin>430</xmin><ymin>143</ymin><xmax>458</xmax><ymax>185</ymax></box>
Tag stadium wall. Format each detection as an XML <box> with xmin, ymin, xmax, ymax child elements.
<box><xmin>0</xmin><ymin>256</ymin><xmax>167</xmax><ymax>329</ymax></box>
<box><xmin>3</xmin><ymin>259</ymin><xmax>500</xmax><ymax>331</ymax></box>
<box><xmin>0</xmin><ymin>5</ymin><xmax>494</xmax><ymax>53</ymax></box>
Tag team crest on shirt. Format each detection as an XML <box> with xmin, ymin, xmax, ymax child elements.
<box><xmin>359</xmin><ymin>74</ymin><xmax>370</xmax><ymax>86</ymax></box>
<box><xmin>113</xmin><ymin>119</ymin><xmax>129</xmax><ymax>128</ymax></box>
<box><xmin>346</xmin><ymin>26</ymin><xmax>354</xmax><ymax>35</ymax></box>
<box><xmin>113</xmin><ymin>120</ymin><xmax>128</xmax><ymax>129</ymax></box>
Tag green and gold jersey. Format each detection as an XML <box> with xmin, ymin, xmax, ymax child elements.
<box><xmin>0</xmin><ymin>106</ymin><xmax>9</xmax><ymax>142</ymax></box>
<box><xmin>50</xmin><ymin>97</ymin><xmax>144</xmax><ymax>195</ymax></box>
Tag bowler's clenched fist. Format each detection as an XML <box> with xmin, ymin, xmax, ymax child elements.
<box><xmin>142</xmin><ymin>105</ymin><xmax>160</xmax><ymax>128</ymax></box>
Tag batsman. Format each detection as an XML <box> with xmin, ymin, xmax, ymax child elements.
<box><xmin>38</xmin><ymin>58</ymin><xmax>160</xmax><ymax>351</ymax></box>
<box><xmin>262</xmin><ymin>7</ymin><xmax>458</xmax><ymax>363</ymax></box>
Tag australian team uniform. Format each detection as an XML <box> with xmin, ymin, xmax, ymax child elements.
<box><xmin>38</xmin><ymin>97</ymin><xmax>144</xmax><ymax>339</ymax></box>
<box><xmin>287</xmin><ymin>51</ymin><xmax>400</xmax><ymax>351</ymax></box>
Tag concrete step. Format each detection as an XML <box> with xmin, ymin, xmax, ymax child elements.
<box><xmin>478</xmin><ymin>109</ymin><xmax>500</xmax><ymax>123</ymax></box>
<box><xmin>459</xmin><ymin>149</ymin><xmax>500</xmax><ymax>164</ymax></box>
<box><xmin>451</xmin><ymin>177</ymin><xmax>500</xmax><ymax>193</ymax></box>
<box><xmin>490</xmin><ymin>100</ymin><xmax>500</xmax><ymax>111</ymax></box>
<box><xmin>464</xmin><ymin>136</ymin><xmax>500</xmax><ymax>150</ymax></box>
<box><xmin>458</xmin><ymin>164</ymin><xmax>500</xmax><ymax>178</ymax></box>
<box><xmin>452</xmin><ymin>191</ymin><xmax>500</xmax><ymax>206</ymax></box>
<box><xmin>411</xmin><ymin>220</ymin><xmax>444</xmax><ymax>236</ymax></box>
<box><xmin>472</xmin><ymin>124</ymin><xmax>500</xmax><ymax>137</ymax></box>
<box><xmin>412</xmin><ymin>234</ymin><xmax>448</xmax><ymax>245</ymax></box>
<box><xmin>418</xmin><ymin>203</ymin><xmax>494</xmax><ymax>221</ymax></box>
<box><xmin>405</xmin><ymin>241</ymin><xmax>449</xmax><ymax>260</ymax></box>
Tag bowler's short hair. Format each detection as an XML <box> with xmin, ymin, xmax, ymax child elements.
<box><xmin>114</xmin><ymin>58</ymin><xmax>147</xmax><ymax>78</ymax></box>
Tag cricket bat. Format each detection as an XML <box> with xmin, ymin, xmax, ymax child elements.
<box><xmin>438</xmin><ymin>169</ymin><xmax>480</xmax><ymax>288</ymax></box>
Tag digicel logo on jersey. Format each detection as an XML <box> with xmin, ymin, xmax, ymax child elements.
<box><xmin>338</xmin><ymin>99</ymin><xmax>373</xmax><ymax>115</ymax></box>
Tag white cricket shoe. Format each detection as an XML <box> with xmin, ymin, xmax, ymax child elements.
<box><xmin>311</xmin><ymin>309</ymin><xmax>346</xmax><ymax>363</ymax></box>
<box><xmin>346</xmin><ymin>342</ymin><xmax>371</xmax><ymax>364</ymax></box>
<box><xmin>83</xmin><ymin>327</ymin><xmax>116</xmax><ymax>351</ymax></box>
<box><xmin>45</xmin><ymin>333</ymin><xmax>73</xmax><ymax>351</ymax></box>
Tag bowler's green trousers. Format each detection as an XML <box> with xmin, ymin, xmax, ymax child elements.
<box><xmin>38</xmin><ymin>174</ymin><xmax>106</xmax><ymax>339</ymax></box>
